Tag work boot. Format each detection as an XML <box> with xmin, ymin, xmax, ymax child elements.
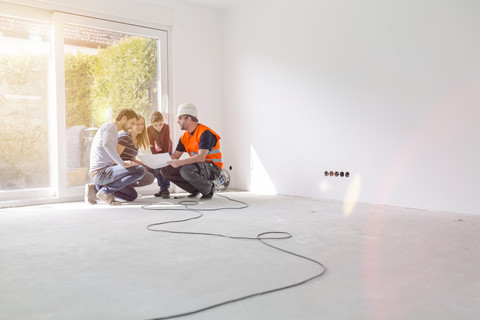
<box><xmin>200</xmin><ymin>183</ymin><xmax>215</xmax><ymax>200</ymax></box>
<box><xmin>187</xmin><ymin>190</ymin><xmax>200</xmax><ymax>198</ymax></box>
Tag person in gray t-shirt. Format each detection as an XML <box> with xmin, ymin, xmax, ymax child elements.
<box><xmin>85</xmin><ymin>109</ymin><xmax>145</xmax><ymax>205</ymax></box>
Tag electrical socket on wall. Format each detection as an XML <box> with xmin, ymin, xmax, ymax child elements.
<box><xmin>324</xmin><ymin>171</ymin><xmax>349</xmax><ymax>177</ymax></box>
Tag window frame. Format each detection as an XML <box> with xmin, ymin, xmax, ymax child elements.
<box><xmin>0</xmin><ymin>4</ymin><xmax>170</xmax><ymax>207</ymax></box>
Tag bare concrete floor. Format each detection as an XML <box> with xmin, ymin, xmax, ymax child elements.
<box><xmin>1</xmin><ymin>192</ymin><xmax>479</xmax><ymax>320</ymax></box>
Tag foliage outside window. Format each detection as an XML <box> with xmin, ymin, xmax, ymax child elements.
<box><xmin>65</xmin><ymin>36</ymin><xmax>158</xmax><ymax>128</ymax></box>
<box><xmin>65</xmin><ymin>34</ymin><xmax>159</xmax><ymax>186</ymax></box>
<box><xmin>0</xmin><ymin>14</ymin><xmax>159</xmax><ymax>190</ymax></box>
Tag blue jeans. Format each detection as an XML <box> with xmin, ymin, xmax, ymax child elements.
<box><xmin>153</xmin><ymin>168</ymin><xmax>170</xmax><ymax>189</ymax></box>
<box><xmin>93</xmin><ymin>165</ymin><xmax>145</xmax><ymax>201</ymax></box>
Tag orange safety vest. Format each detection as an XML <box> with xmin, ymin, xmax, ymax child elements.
<box><xmin>180</xmin><ymin>124</ymin><xmax>223</xmax><ymax>169</ymax></box>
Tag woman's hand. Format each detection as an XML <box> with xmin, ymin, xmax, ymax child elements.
<box><xmin>123</xmin><ymin>160</ymin><xmax>139</xmax><ymax>167</ymax></box>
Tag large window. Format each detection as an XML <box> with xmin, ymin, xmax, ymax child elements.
<box><xmin>63</xmin><ymin>23</ymin><xmax>160</xmax><ymax>187</ymax></box>
<box><xmin>0</xmin><ymin>6</ymin><xmax>169</xmax><ymax>204</ymax></box>
<box><xmin>0</xmin><ymin>14</ymin><xmax>52</xmax><ymax>193</ymax></box>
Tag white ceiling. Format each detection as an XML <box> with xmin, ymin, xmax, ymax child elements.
<box><xmin>184</xmin><ymin>0</ymin><xmax>246</xmax><ymax>9</ymax></box>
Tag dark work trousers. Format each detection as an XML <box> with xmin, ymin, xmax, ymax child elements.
<box><xmin>161</xmin><ymin>162</ymin><xmax>221</xmax><ymax>195</ymax></box>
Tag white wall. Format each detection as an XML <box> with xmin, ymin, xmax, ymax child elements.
<box><xmin>8</xmin><ymin>0</ymin><xmax>480</xmax><ymax>214</ymax></box>
<box><xmin>223</xmin><ymin>0</ymin><xmax>480</xmax><ymax>214</ymax></box>
<box><xmin>153</xmin><ymin>0</ymin><xmax>224</xmax><ymax>143</ymax></box>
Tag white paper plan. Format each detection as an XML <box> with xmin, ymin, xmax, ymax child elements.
<box><xmin>137</xmin><ymin>153</ymin><xmax>172</xmax><ymax>169</ymax></box>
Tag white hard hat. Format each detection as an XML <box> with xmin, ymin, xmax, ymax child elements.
<box><xmin>177</xmin><ymin>103</ymin><xmax>198</xmax><ymax>118</ymax></box>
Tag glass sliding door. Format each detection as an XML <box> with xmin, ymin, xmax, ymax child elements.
<box><xmin>53</xmin><ymin>13</ymin><xmax>169</xmax><ymax>196</ymax></box>
<box><xmin>0</xmin><ymin>5</ymin><xmax>169</xmax><ymax>206</ymax></box>
<box><xmin>63</xmin><ymin>24</ymin><xmax>160</xmax><ymax>187</ymax></box>
<box><xmin>0</xmin><ymin>12</ymin><xmax>54</xmax><ymax>200</ymax></box>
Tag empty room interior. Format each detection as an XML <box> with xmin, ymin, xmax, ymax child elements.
<box><xmin>1</xmin><ymin>0</ymin><xmax>479</xmax><ymax>319</ymax></box>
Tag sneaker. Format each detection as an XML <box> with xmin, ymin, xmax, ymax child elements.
<box><xmin>187</xmin><ymin>190</ymin><xmax>200</xmax><ymax>198</ymax></box>
<box><xmin>200</xmin><ymin>183</ymin><xmax>215</xmax><ymax>200</ymax></box>
<box><xmin>96</xmin><ymin>190</ymin><xmax>121</xmax><ymax>206</ymax></box>
<box><xmin>136</xmin><ymin>193</ymin><xmax>143</xmax><ymax>199</ymax></box>
<box><xmin>84</xmin><ymin>183</ymin><xmax>97</xmax><ymax>205</ymax></box>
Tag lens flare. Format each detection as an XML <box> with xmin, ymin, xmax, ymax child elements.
<box><xmin>343</xmin><ymin>174</ymin><xmax>361</xmax><ymax>216</ymax></box>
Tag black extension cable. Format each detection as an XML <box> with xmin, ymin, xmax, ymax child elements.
<box><xmin>140</xmin><ymin>193</ymin><xmax>327</xmax><ymax>320</ymax></box>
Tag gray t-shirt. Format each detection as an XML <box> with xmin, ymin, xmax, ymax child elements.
<box><xmin>89</xmin><ymin>122</ymin><xmax>125</xmax><ymax>173</ymax></box>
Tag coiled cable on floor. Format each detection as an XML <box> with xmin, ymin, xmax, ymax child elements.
<box><xmin>141</xmin><ymin>193</ymin><xmax>327</xmax><ymax>320</ymax></box>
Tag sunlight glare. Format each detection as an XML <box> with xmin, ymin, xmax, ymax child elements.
<box><xmin>250</xmin><ymin>145</ymin><xmax>276</xmax><ymax>195</ymax></box>
<box><xmin>343</xmin><ymin>174</ymin><xmax>361</xmax><ymax>216</ymax></box>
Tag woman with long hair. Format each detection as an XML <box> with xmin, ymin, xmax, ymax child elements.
<box><xmin>116</xmin><ymin>114</ymin><xmax>155</xmax><ymax>192</ymax></box>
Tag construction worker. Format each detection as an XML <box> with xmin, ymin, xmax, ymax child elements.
<box><xmin>161</xmin><ymin>103</ymin><xmax>222</xmax><ymax>199</ymax></box>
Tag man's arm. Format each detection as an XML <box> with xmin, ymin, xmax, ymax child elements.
<box><xmin>167</xmin><ymin>138</ymin><xmax>186</xmax><ymax>167</ymax></box>
<box><xmin>102</xmin><ymin>128</ymin><xmax>125</xmax><ymax>166</ymax></box>
<box><xmin>102</xmin><ymin>128</ymin><xmax>136</xmax><ymax>167</ymax></box>
<box><xmin>116</xmin><ymin>144</ymin><xmax>126</xmax><ymax>156</ymax></box>
<box><xmin>168</xmin><ymin>149</ymin><xmax>208</xmax><ymax>168</ymax></box>
<box><xmin>170</xmin><ymin>150</ymin><xmax>183</xmax><ymax>160</ymax></box>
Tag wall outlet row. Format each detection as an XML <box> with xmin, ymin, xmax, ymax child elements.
<box><xmin>324</xmin><ymin>171</ymin><xmax>349</xmax><ymax>177</ymax></box>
